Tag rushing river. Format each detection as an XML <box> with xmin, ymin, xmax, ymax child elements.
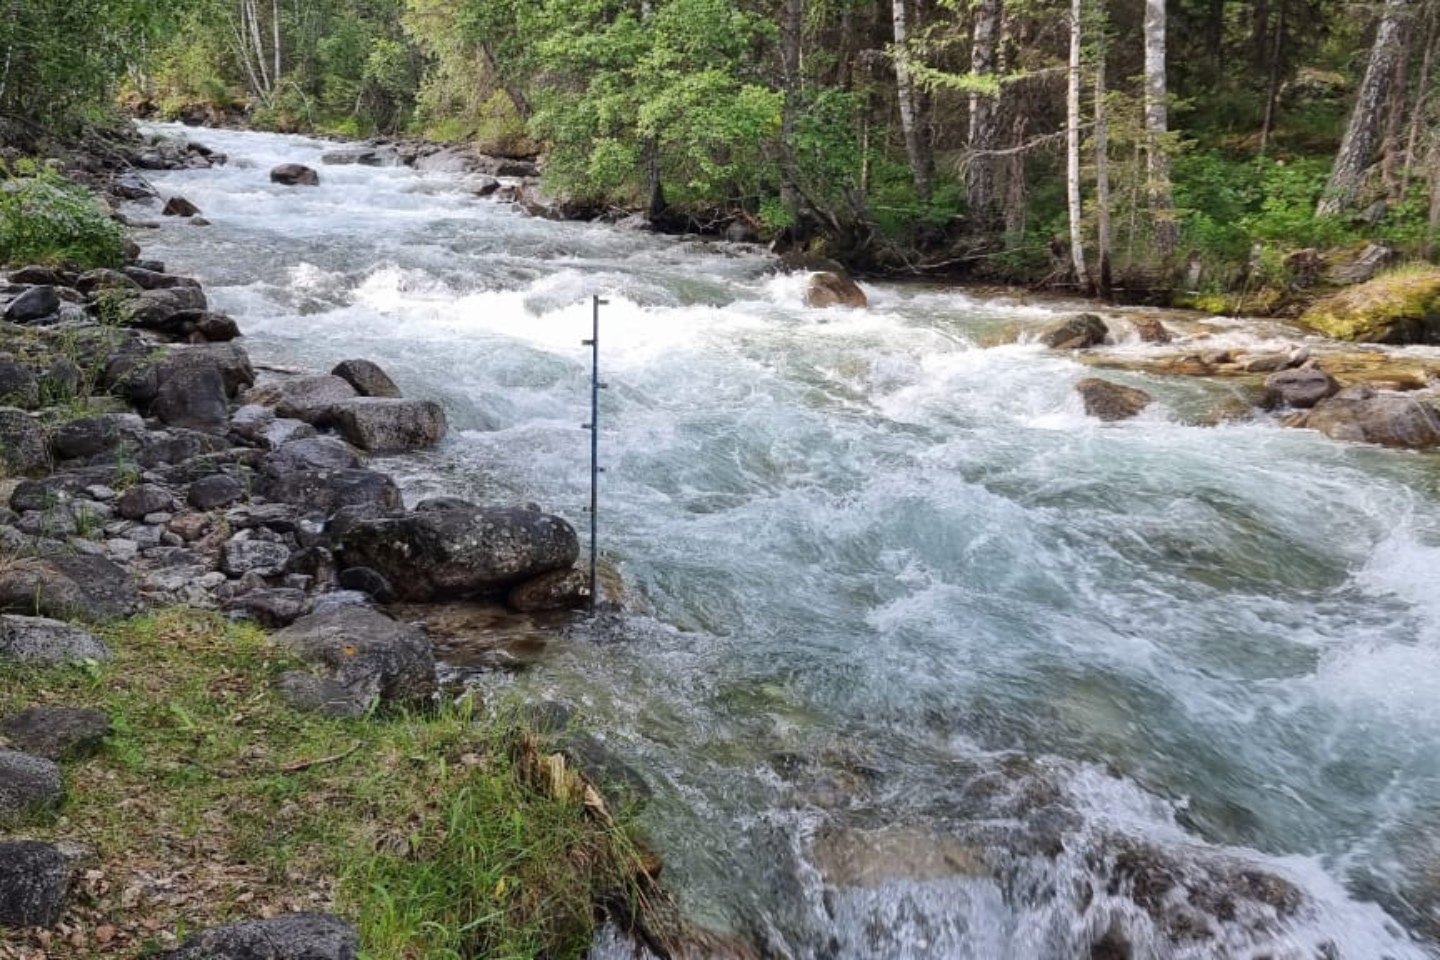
<box><xmin>132</xmin><ymin>125</ymin><xmax>1440</xmax><ymax>959</ymax></box>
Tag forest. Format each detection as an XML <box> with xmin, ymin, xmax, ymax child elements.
<box><xmin>3</xmin><ymin>0</ymin><xmax>1439</xmax><ymax>296</ymax></box>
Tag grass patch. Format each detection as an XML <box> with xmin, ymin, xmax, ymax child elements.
<box><xmin>0</xmin><ymin>608</ymin><xmax>650</xmax><ymax>958</ymax></box>
<box><xmin>0</xmin><ymin>163</ymin><xmax>126</xmax><ymax>270</ymax></box>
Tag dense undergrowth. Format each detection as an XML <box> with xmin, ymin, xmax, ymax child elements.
<box><xmin>0</xmin><ymin>164</ymin><xmax>127</xmax><ymax>271</ymax></box>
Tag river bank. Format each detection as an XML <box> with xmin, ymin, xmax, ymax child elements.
<box><xmin>5</xmin><ymin>122</ymin><xmax>1440</xmax><ymax>958</ymax></box>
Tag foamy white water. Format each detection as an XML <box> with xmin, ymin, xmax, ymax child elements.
<box><xmin>134</xmin><ymin>124</ymin><xmax>1440</xmax><ymax>958</ymax></box>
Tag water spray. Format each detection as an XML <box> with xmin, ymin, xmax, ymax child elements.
<box><xmin>583</xmin><ymin>294</ymin><xmax>607</xmax><ymax>614</ymax></box>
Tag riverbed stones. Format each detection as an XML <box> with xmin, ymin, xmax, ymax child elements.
<box><xmin>0</xmin><ymin>408</ymin><xmax>47</xmax><ymax>474</ymax></box>
<box><xmin>1262</xmin><ymin>367</ymin><xmax>1340</xmax><ymax>409</ymax></box>
<box><xmin>272</xmin><ymin>606</ymin><xmax>437</xmax><ymax>710</ymax></box>
<box><xmin>243</xmin><ymin>375</ymin><xmax>358</xmax><ymax>421</ymax></box>
<box><xmin>0</xmin><ymin>750</ymin><xmax>62</xmax><ymax>823</ymax></box>
<box><xmin>804</xmin><ymin>272</ymin><xmax>868</xmax><ymax>309</ymax></box>
<box><xmin>1288</xmin><ymin>386</ymin><xmax>1440</xmax><ymax>448</ymax></box>
<box><xmin>0</xmin><ymin>616</ymin><xmax>110</xmax><ymax>664</ymax></box>
<box><xmin>2</xmin><ymin>707</ymin><xmax>110</xmax><ymax>761</ymax></box>
<box><xmin>159</xmin><ymin>913</ymin><xmax>359</xmax><ymax>960</ymax></box>
<box><xmin>325</xmin><ymin>398</ymin><xmax>446</xmax><ymax>453</ymax></box>
<box><xmin>1040</xmin><ymin>313</ymin><xmax>1109</xmax><ymax>349</ymax></box>
<box><xmin>1075</xmin><ymin>378</ymin><xmax>1152</xmax><ymax>422</ymax></box>
<box><xmin>331</xmin><ymin>359</ymin><xmax>401</xmax><ymax>398</ymax></box>
<box><xmin>336</xmin><ymin>505</ymin><xmax>580</xmax><ymax>601</ymax></box>
<box><xmin>0</xmin><ymin>841</ymin><xmax>71</xmax><ymax>929</ymax></box>
<box><xmin>270</xmin><ymin>163</ymin><xmax>320</xmax><ymax>187</ymax></box>
<box><xmin>4</xmin><ymin>287</ymin><xmax>60</xmax><ymax>323</ymax></box>
<box><xmin>221</xmin><ymin>537</ymin><xmax>293</xmax><ymax>577</ymax></box>
<box><xmin>188</xmin><ymin>472</ymin><xmax>246</xmax><ymax>510</ymax></box>
<box><xmin>507</xmin><ymin>567</ymin><xmax>589</xmax><ymax>612</ymax></box>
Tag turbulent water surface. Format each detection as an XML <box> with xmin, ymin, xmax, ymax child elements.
<box><xmin>134</xmin><ymin>125</ymin><xmax>1440</xmax><ymax>958</ymax></box>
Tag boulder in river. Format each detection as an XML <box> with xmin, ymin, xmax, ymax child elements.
<box><xmin>1300</xmin><ymin>267</ymin><xmax>1440</xmax><ymax>344</ymax></box>
<box><xmin>804</xmin><ymin>272</ymin><xmax>868</xmax><ymax>309</ymax></box>
<box><xmin>336</xmin><ymin>504</ymin><xmax>579</xmax><ymax>601</ymax></box>
<box><xmin>0</xmin><ymin>840</ymin><xmax>72</xmax><ymax>929</ymax></box>
<box><xmin>1075</xmin><ymin>378</ymin><xmax>1152</xmax><ymax>421</ymax></box>
<box><xmin>158</xmin><ymin>913</ymin><xmax>359</xmax><ymax>960</ymax></box>
<box><xmin>507</xmin><ymin>567</ymin><xmax>589</xmax><ymax>613</ymax></box>
<box><xmin>1040</xmin><ymin>313</ymin><xmax>1109</xmax><ymax>349</ymax></box>
<box><xmin>1261</xmin><ymin>367</ymin><xmax>1339</xmax><ymax>409</ymax></box>
<box><xmin>331</xmin><ymin>359</ymin><xmax>401</xmax><ymax>398</ymax></box>
<box><xmin>117</xmin><ymin>286</ymin><xmax>209</xmax><ymax>333</ymax></box>
<box><xmin>272</xmin><ymin>606</ymin><xmax>436</xmax><ymax>710</ymax></box>
<box><xmin>243</xmin><ymin>374</ymin><xmax>358</xmax><ymax>422</ymax></box>
<box><xmin>1287</xmin><ymin>385</ymin><xmax>1440</xmax><ymax>448</ymax></box>
<box><xmin>270</xmin><ymin>163</ymin><xmax>320</xmax><ymax>187</ymax></box>
<box><xmin>162</xmin><ymin>196</ymin><xmax>201</xmax><ymax>217</ymax></box>
<box><xmin>324</xmin><ymin>398</ymin><xmax>446</xmax><ymax>453</ymax></box>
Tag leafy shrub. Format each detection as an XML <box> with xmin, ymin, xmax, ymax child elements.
<box><xmin>0</xmin><ymin>163</ymin><xmax>126</xmax><ymax>269</ymax></box>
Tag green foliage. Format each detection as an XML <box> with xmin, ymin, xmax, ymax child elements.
<box><xmin>0</xmin><ymin>164</ymin><xmax>126</xmax><ymax>269</ymax></box>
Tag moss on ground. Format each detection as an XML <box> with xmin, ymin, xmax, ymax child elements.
<box><xmin>0</xmin><ymin>608</ymin><xmax>649</xmax><ymax>959</ymax></box>
<box><xmin>1300</xmin><ymin>266</ymin><xmax>1440</xmax><ymax>343</ymax></box>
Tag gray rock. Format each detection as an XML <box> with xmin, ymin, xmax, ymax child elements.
<box><xmin>150</xmin><ymin>356</ymin><xmax>230</xmax><ymax>433</ymax></box>
<box><xmin>117</xmin><ymin>483</ymin><xmax>178</xmax><ymax>520</ymax></box>
<box><xmin>259</xmin><ymin>468</ymin><xmax>400</xmax><ymax>516</ymax></box>
<box><xmin>337</xmin><ymin>566</ymin><xmax>396</xmax><ymax>603</ymax></box>
<box><xmin>803</xmin><ymin>272</ymin><xmax>868</xmax><ymax>309</ymax></box>
<box><xmin>266</xmin><ymin>437</ymin><xmax>361</xmax><ymax>473</ymax></box>
<box><xmin>1263</xmin><ymin>367</ymin><xmax>1340</xmax><ymax>409</ymax></box>
<box><xmin>0</xmin><ymin>750</ymin><xmax>62</xmax><ymax>823</ymax></box>
<box><xmin>76</xmin><ymin>268</ymin><xmax>140</xmax><ymax>295</ymax></box>
<box><xmin>272</xmin><ymin>606</ymin><xmax>437</xmax><ymax>709</ymax></box>
<box><xmin>0</xmin><ymin>355</ymin><xmax>37</xmax><ymax>406</ymax></box>
<box><xmin>331</xmin><ymin>359</ymin><xmax>401</xmax><ymax>398</ymax></box>
<box><xmin>2</xmin><ymin>707</ymin><xmax>110</xmax><ymax>761</ymax></box>
<box><xmin>159</xmin><ymin>913</ymin><xmax>359</xmax><ymax>960</ymax></box>
<box><xmin>190</xmin><ymin>473</ymin><xmax>245</xmax><ymax>510</ymax></box>
<box><xmin>1075</xmin><ymin>378</ymin><xmax>1153</xmax><ymax>422</ymax></box>
<box><xmin>0</xmin><ymin>841</ymin><xmax>71</xmax><ymax>929</ymax></box>
<box><xmin>118</xmin><ymin>286</ymin><xmax>208</xmax><ymax>332</ymax></box>
<box><xmin>0</xmin><ymin>616</ymin><xmax>110</xmax><ymax>663</ymax></box>
<box><xmin>0</xmin><ymin>408</ymin><xmax>47</xmax><ymax>475</ymax></box>
<box><xmin>162</xmin><ymin>196</ymin><xmax>201</xmax><ymax>218</ymax></box>
<box><xmin>270</xmin><ymin>164</ymin><xmax>321</xmax><ymax>187</ymax></box>
<box><xmin>507</xmin><ymin>568</ymin><xmax>589</xmax><ymax>612</ymax></box>
<box><xmin>0</xmin><ymin>555</ymin><xmax>138</xmax><ymax>621</ymax></box>
<box><xmin>194</xmin><ymin>312</ymin><xmax>242</xmax><ymax>342</ymax></box>
<box><xmin>122</xmin><ymin>267</ymin><xmax>199</xmax><ymax>291</ymax></box>
<box><xmin>1039</xmin><ymin>314</ymin><xmax>1109</xmax><ymax>349</ymax></box>
<box><xmin>324</xmin><ymin>398</ymin><xmax>446</xmax><ymax>453</ymax></box>
<box><xmin>3</xmin><ymin>287</ymin><xmax>60</xmax><ymax>323</ymax></box>
<box><xmin>114</xmin><ymin>174</ymin><xmax>157</xmax><ymax>200</ymax></box>
<box><xmin>221</xmin><ymin>538</ymin><xmax>292</xmax><ymax>577</ymax></box>
<box><xmin>226</xmin><ymin>588</ymin><xmax>309</xmax><ymax>627</ymax></box>
<box><xmin>559</xmin><ymin>732</ymin><xmax>652</xmax><ymax>808</ymax></box>
<box><xmin>1289</xmin><ymin>386</ymin><xmax>1440</xmax><ymax>449</ymax></box>
<box><xmin>275</xmin><ymin>671</ymin><xmax>367</xmax><ymax>717</ymax></box>
<box><xmin>49</xmin><ymin>413</ymin><xmax>145</xmax><ymax>462</ymax></box>
<box><xmin>337</xmin><ymin>505</ymin><xmax>579</xmax><ymax>601</ymax></box>
<box><xmin>242</xmin><ymin>375</ymin><xmax>357</xmax><ymax>422</ymax></box>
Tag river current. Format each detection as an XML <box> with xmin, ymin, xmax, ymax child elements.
<box><xmin>133</xmin><ymin>125</ymin><xmax>1440</xmax><ymax>959</ymax></box>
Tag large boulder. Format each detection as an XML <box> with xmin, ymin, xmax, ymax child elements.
<box><xmin>1324</xmin><ymin>241</ymin><xmax>1396</xmax><ymax>286</ymax></box>
<box><xmin>0</xmin><ymin>616</ymin><xmax>110</xmax><ymax>664</ymax></box>
<box><xmin>270</xmin><ymin>164</ymin><xmax>320</xmax><ymax>187</ymax></box>
<box><xmin>1039</xmin><ymin>314</ymin><xmax>1109</xmax><ymax>349</ymax></box>
<box><xmin>1289</xmin><ymin>386</ymin><xmax>1440</xmax><ymax>449</ymax></box>
<box><xmin>0</xmin><ymin>750</ymin><xmax>62</xmax><ymax>823</ymax></box>
<box><xmin>162</xmin><ymin>196</ymin><xmax>201</xmax><ymax>218</ymax></box>
<box><xmin>330</xmin><ymin>359</ymin><xmax>401</xmax><ymax>398</ymax></box>
<box><xmin>271</xmin><ymin>606</ymin><xmax>436</xmax><ymax>710</ymax></box>
<box><xmin>1300</xmin><ymin>268</ymin><xmax>1440</xmax><ymax>344</ymax></box>
<box><xmin>242</xmin><ymin>375</ymin><xmax>358</xmax><ymax>422</ymax></box>
<box><xmin>2</xmin><ymin>707</ymin><xmax>110</xmax><ymax>761</ymax></box>
<box><xmin>159</xmin><ymin>913</ymin><xmax>359</xmax><ymax>960</ymax></box>
<box><xmin>0</xmin><ymin>408</ymin><xmax>47</xmax><ymax>474</ymax></box>
<box><xmin>0</xmin><ymin>355</ymin><xmax>37</xmax><ymax>407</ymax></box>
<box><xmin>1262</xmin><ymin>367</ymin><xmax>1340</xmax><ymax>409</ymax></box>
<box><xmin>804</xmin><ymin>272</ymin><xmax>867</xmax><ymax>309</ymax></box>
<box><xmin>0</xmin><ymin>556</ymin><xmax>138</xmax><ymax>622</ymax></box>
<box><xmin>0</xmin><ymin>841</ymin><xmax>71</xmax><ymax>929</ymax></box>
<box><xmin>3</xmin><ymin>287</ymin><xmax>60</xmax><ymax>323</ymax></box>
<box><xmin>1075</xmin><ymin>378</ymin><xmax>1152</xmax><ymax>422</ymax></box>
<box><xmin>152</xmin><ymin>360</ymin><xmax>228</xmax><ymax>433</ymax></box>
<box><xmin>258</xmin><ymin>468</ymin><xmax>400</xmax><ymax>516</ymax></box>
<box><xmin>336</xmin><ymin>505</ymin><xmax>580</xmax><ymax>601</ymax></box>
<box><xmin>50</xmin><ymin>413</ymin><xmax>146</xmax><ymax>462</ymax></box>
<box><xmin>507</xmin><ymin>568</ymin><xmax>589</xmax><ymax>613</ymax></box>
<box><xmin>324</xmin><ymin>398</ymin><xmax>446</xmax><ymax>453</ymax></box>
<box><xmin>118</xmin><ymin>286</ymin><xmax>208</xmax><ymax>332</ymax></box>
<box><xmin>265</xmin><ymin>436</ymin><xmax>361</xmax><ymax>473</ymax></box>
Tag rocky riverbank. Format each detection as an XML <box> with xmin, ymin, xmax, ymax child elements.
<box><xmin>0</xmin><ymin>131</ymin><xmax>675</xmax><ymax>959</ymax></box>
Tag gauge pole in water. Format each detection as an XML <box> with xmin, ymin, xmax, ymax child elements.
<box><xmin>583</xmin><ymin>295</ymin><xmax>607</xmax><ymax>613</ymax></box>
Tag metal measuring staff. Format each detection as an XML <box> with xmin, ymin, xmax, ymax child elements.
<box><xmin>582</xmin><ymin>294</ymin><xmax>607</xmax><ymax>613</ymax></box>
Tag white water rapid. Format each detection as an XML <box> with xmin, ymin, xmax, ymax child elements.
<box><xmin>132</xmin><ymin>124</ymin><xmax>1440</xmax><ymax>959</ymax></box>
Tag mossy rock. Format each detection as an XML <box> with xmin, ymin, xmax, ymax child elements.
<box><xmin>1300</xmin><ymin>267</ymin><xmax>1440</xmax><ymax>344</ymax></box>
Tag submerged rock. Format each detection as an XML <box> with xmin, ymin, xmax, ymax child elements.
<box><xmin>811</xmin><ymin>825</ymin><xmax>988</xmax><ymax>888</ymax></box>
<box><xmin>1075</xmin><ymin>378</ymin><xmax>1152</xmax><ymax>422</ymax></box>
<box><xmin>804</xmin><ymin>272</ymin><xmax>867</xmax><ymax>309</ymax></box>
<box><xmin>1300</xmin><ymin>267</ymin><xmax>1440</xmax><ymax>344</ymax></box>
<box><xmin>1040</xmin><ymin>313</ymin><xmax>1109</xmax><ymax>349</ymax></box>
<box><xmin>336</xmin><ymin>505</ymin><xmax>580</xmax><ymax>601</ymax></box>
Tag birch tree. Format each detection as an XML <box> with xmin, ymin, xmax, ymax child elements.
<box><xmin>1068</xmin><ymin>0</ymin><xmax>1090</xmax><ymax>286</ymax></box>
<box><xmin>891</xmin><ymin>0</ymin><xmax>932</xmax><ymax>202</ymax></box>
<box><xmin>1143</xmin><ymin>0</ymin><xmax>1177</xmax><ymax>256</ymax></box>
<box><xmin>966</xmin><ymin>0</ymin><xmax>1003</xmax><ymax>227</ymax></box>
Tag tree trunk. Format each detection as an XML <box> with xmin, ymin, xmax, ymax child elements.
<box><xmin>967</xmin><ymin>0</ymin><xmax>1003</xmax><ymax>230</ymax></box>
<box><xmin>272</xmin><ymin>0</ymin><xmax>282</xmax><ymax>91</ymax></box>
<box><xmin>1380</xmin><ymin>18</ymin><xmax>1413</xmax><ymax>197</ymax></box>
<box><xmin>780</xmin><ymin>0</ymin><xmax>806</xmax><ymax>222</ymax></box>
<box><xmin>1427</xmin><ymin>140</ymin><xmax>1440</xmax><ymax>259</ymax></box>
<box><xmin>1259</xmin><ymin>0</ymin><xmax>1287</xmax><ymax>153</ymax></box>
<box><xmin>1095</xmin><ymin>39</ymin><xmax>1113</xmax><ymax>298</ymax></box>
<box><xmin>891</xmin><ymin>0</ymin><xmax>932</xmax><ymax>201</ymax></box>
<box><xmin>1067</xmin><ymin>0</ymin><xmax>1089</xmax><ymax>287</ymax></box>
<box><xmin>1143</xmin><ymin>0</ymin><xmax>1177</xmax><ymax>256</ymax></box>
<box><xmin>1318</xmin><ymin>0</ymin><xmax>1412</xmax><ymax>216</ymax></box>
<box><xmin>480</xmin><ymin>42</ymin><xmax>531</xmax><ymax>121</ymax></box>
<box><xmin>1401</xmin><ymin>7</ymin><xmax>1438</xmax><ymax>200</ymax></box>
